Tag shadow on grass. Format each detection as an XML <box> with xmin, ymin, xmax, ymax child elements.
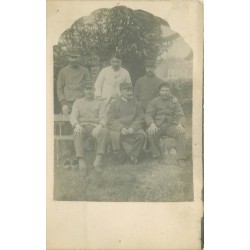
<box><xmin>54</xmin><ymin>150</ymin><xmax>193</xmax><ymax>202</ymax></box>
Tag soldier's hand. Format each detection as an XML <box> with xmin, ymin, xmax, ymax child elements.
<box><xmin>173</xmin><ymin>97</ymin><xmax>178</xmax><ymax>103</ymax></box>
<box><xmin>127</xmin><ymin>127</ymin><xmax>134</xmax><ymax>134</ymax></box>
<box><xmin>176</xmin><ymin>124</ymin><xmax>185</xmax><ymax>133</ymax></box>
<box><xmin>147</xmin><ymin>123</ymin><xmax>158</xmax><ymax>135</ymax></box>
<box><xmin>62</xmin><ymin>105</ymin><xmax>69</xmax><ymax>115</ymax></box>
<box><xmin>74</xmin><ymin>124</ymin><xmax>84</xmax><ymax>133</ymax></box>
<box><xmin>92</xmin><ymin>124</ymin><xmax>102</xmax><ymax>138</ymax></box>
<box><xmin>121</xmin><ymin>128</ymin><xmax>128</xmax><ymax>135</ymax></box>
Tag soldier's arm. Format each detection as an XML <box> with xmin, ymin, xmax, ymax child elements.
<box><xmin>130</xmin><ymin>102</ymin><xmax>145</xmax><ymax>131</ymax></box>
<box><xmin>98</xmin><ymin>101</ymin><xmax>108</xmax><ymax>127</ymax></box>
<box><xmin>174</xmin><ymin>102</ymin><xmax>185</xmax><ymax>126</ymax></box>
<box><xmin>170</xmin><ymin>94</ymin><xmax>178</xmax><ymax>103</ymax></box>
<box><xmin>94</xmin><ymin>69</ymin><xmax>105</xmax><ymax>98</ymax></box>
<box><xmin>57</xmin><ymin>70</ymin><xmax>66</xmax><ymax>106</ymax></box>
<box><xmin>108</xmin><ymin>102</ymin><xmax>124</xmax><ymax>131</ymax></box>
<box><xmin>70</xmin><ymin>101</ymin><xmax>80</xmax><ymax>127</ymax></box>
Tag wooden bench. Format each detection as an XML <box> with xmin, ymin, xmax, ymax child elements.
<box><xmin>54</xmin><ymin>114</ymin><xmax>73</xmax><ymax>167</ymax></box>
<box><xmin>54</xmin><ymin>114</ymin><xmax>97</xmax><ymax>167</ymax></box>
<box><xmin>54</xmin><ymin>114</ymin><xmax>179</xmax><ymax>166</ymax></box>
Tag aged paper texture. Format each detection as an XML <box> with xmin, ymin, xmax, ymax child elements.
<box><xmin>47</xmin><ymin>0</ymin><xmax>203</xmax><ymax>249</ymax></box>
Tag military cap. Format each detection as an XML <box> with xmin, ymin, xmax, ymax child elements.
<box><xmin>83</xmin><ymin>80</ymin><xmax>94</xmax><ymax>89</ymax></box>
<box><xmin>120</xmin><ymin>82</ymin><xmax>133</xmax><ymax>90</ymax></box>
<box><xmin>67</xmin><ymin>48</ymin><xmax>81</xmax><ymax>56</ymax></box>
<box><xmin>158</xmin><ymin>81</ymin><xmax>171</xmax><ymax>91</ymax></box>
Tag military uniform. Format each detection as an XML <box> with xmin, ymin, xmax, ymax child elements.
<box><xmin>57</xmin><ymin>65</ymin><xmax>90</xmax><ymax>111</ymax></box>
<box><xmin>134</xmin><ymin>75</ymin><xmax>163</xmax><ymax>112</ymax></box>
<box><xmin>145</xmin><ymin>96</ymin><xmax>186</xmax><ymax>160</ymax></box>
<box><xmin>70</xmin><ymin>96</ymin><xmax>109</xmax><ymax>159</ymax></box>
<box><xmin>108</xmin><ymin>84</ymin><xmax>146</xmax><ymax>159</ymax></box>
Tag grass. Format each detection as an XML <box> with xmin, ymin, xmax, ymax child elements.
<box><xmin>54</xmin><ymin>117</ymin><xmax>193</xmax><ymax>202</ymax></box>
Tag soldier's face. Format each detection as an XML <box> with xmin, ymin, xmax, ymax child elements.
<box><xmin>68</xmin><ymin>55</ymin><xmax>80</xmax><ymax>68</ymax></box>
<box><xmin>110</xmin><ymin>57</ymin><xmax>121</xmax><ymax>71</ymax></box>
<box><xmin>121</xmin><ymin>88</ymin><xmax>133</xmax><ymax>100</ymax></box>
<box><xmin>84</xmin><ymin>87</ymin><xmax>94</xmax><ymax>98</ymax></box>
<box><xmin>159</xmin><ymin>87</ymin><xmax>171</xmax><ymax>99</ymax></box>
<box><xmin>145</xmin><ymin>65</ymin><xmax>156</xmax><ymax>76</ymax></box>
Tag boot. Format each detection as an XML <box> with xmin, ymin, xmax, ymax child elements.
<box><xmin>113</xmin><ymin>151</ymin><xmax>126</xmax><ymax>165</ymax></box>
<box><xmin>71</xmin><ymin>159</ymin><xmax>79</xmax><ymax>170</ymax></box>
<box><xmin>93</xmin><ymin>154</ymin><xmax>103</xmax><ymax>173</ymax></box>
<box><xmin>130</xmin><ymin>154</ymin><xmax>139</xmax><ymax>165</ymax></box>
<box><xmin>63</xmin><ymin>159</ymin><xmax>71</xmax><ymax>169</ymax></box>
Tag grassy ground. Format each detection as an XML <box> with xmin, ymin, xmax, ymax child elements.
<box><xmin>54</xmin><ymin>117</ymin><xmax>193</xmax><ymax>202</ymax></box>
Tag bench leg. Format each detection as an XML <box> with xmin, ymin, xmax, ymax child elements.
<box><xmin>56</xmin><ymin>140</ymin><xmax>60</xmax><ymax>168</ymax></box>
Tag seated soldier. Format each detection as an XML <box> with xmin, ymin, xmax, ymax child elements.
<box><xmin>70</xmin><ymin>81</ymin><xmax>110</xmax><ymax>175</ymax></box>
<box><xmin>108</xmin><ymin>82</ymin><xmax>146</xmax><ymax>165</ymax></box>
<box><xmin>145</xmin><ymin>82</ymin><xmax>187</xmax><ymax>168</ymax></box>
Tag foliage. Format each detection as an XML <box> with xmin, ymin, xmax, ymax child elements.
<box><xmin>54</xmin><ymin>6</ymin><xmax>176</xmax><ymax>75</ymax></box>
<box><xmin>53</xmin><ymin>6</ymin><xmax>181</xmax><ymax>113</ymax></box>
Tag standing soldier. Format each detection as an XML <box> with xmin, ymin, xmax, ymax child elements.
<box><xmin>95</xmin><ymin>52</ymin><xmax>131</xmax><ymax>106</ymax></box>
<box><xmin>134</xmin><ymin>59</ymin><xmax>178</xmax><ymax>112</ymax></box>
<box><xmin>57</xmin><ymin>48</ymin><xmax>90</xmax><ymax>115</ymax></box>
<box><xmin>108</xmin><ymin>82</ymin><xmax>146</xmax><ymax>165</ymax></box>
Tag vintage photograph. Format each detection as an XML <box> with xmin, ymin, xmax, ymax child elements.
<box><xmin>47</xmin><ymin>1</ymin><xmax>203</xmax><ymax>248</ymax></box>
<box><xmin>53</xmin><ymin>3</ymin><xmax>194</xmax><ymax>202</ymax></box>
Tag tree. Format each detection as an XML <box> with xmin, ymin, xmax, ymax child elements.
<box><xmin>53</xmin><ymin>6</ymin><xmax>179</xmax><ymax>113</ymax></box>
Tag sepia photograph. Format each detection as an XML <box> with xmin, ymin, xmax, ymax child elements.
<box><xmin>47</xmin><ymin>1</ymin><xmax>203</xmax><ymax>249</ymax></box>
<box><xmin>53</xmin><ymin>3</ymin><xmax>194</xmax><ymax>202</ymax></box>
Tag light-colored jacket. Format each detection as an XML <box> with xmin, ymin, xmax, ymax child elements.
<box><xmin>70</xmin><ymin>97</ymin><xmax>107</xmax><ymax>127</ymax></box>
<box><xmin>94</xmin><ymin>66</ymin><xmax>131</xmax><ymax>101</ymax></box>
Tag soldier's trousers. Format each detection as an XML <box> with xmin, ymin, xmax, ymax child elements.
<box><xmin>110</xmin><ymin>129</ymin><xmax>146</xmax><ymax>158</ymax></box>
<box><xmin>73</xmin><ymin>125</ymin><xmax>110</xmax><ymax>159</ymax></box>
<box><xmin>148</xmin><ymin>124</ymin><xmax>186</xmax><ymax>160</ymax></box>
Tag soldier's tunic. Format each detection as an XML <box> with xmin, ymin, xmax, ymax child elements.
<box><xmin>57</xmin><ymin>65</ymin><xmax>90</xmax><ymax>111</ymax></box>
<box><xmin>134</xmin><ymin>75</ymin><xmax>163</xmax><ymax>112</ymax></box>
<box><xmin>108</xmin><ymin>97</ymin><xmax>146</xmax><ymax>158</ymax></box>
<box><xmin>70</xmin><ymin>97</ymin><xmax>109</xmax><ymax>159</ymax></box>
<box><xmin>145</xmin><ymin>96</ymin><xmax>186</xmax><ymax>160</ymax></box>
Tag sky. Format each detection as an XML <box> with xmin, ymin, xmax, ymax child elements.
<box><xmin>47</xmin><ymin>0</ymin><xmax>198</xmax><ymax>51</ymax></box>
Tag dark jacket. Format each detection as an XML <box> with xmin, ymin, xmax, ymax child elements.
<box><xmin>57</xmin><ymin>65</ymin><xmax>90</xmax><ymax>105</ymax></box>
<box><xmin>134</xmin><ymin>75</ymin><xmax>163</xmax><ymax>111</ymax></box>
<box><xmin>108</xmin><ymin>97</ymin><xmax>144</xmax><ymax>132</ymax></box>
<box><xmin>145</xmin><ymin>96</ymin><xmax>185</xmax><ymax>127</ymax></box>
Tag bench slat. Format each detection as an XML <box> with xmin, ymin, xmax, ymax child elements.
<box><xmin>54</xmin><ymin>135</ymin><xmax>73</xmax><ymax>140</ymax></box>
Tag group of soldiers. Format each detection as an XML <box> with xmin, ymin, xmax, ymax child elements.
<box><xmin>57</xmin><ymin>48</ymin><xmax>187</xmax><ymax>176</ymax></box>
